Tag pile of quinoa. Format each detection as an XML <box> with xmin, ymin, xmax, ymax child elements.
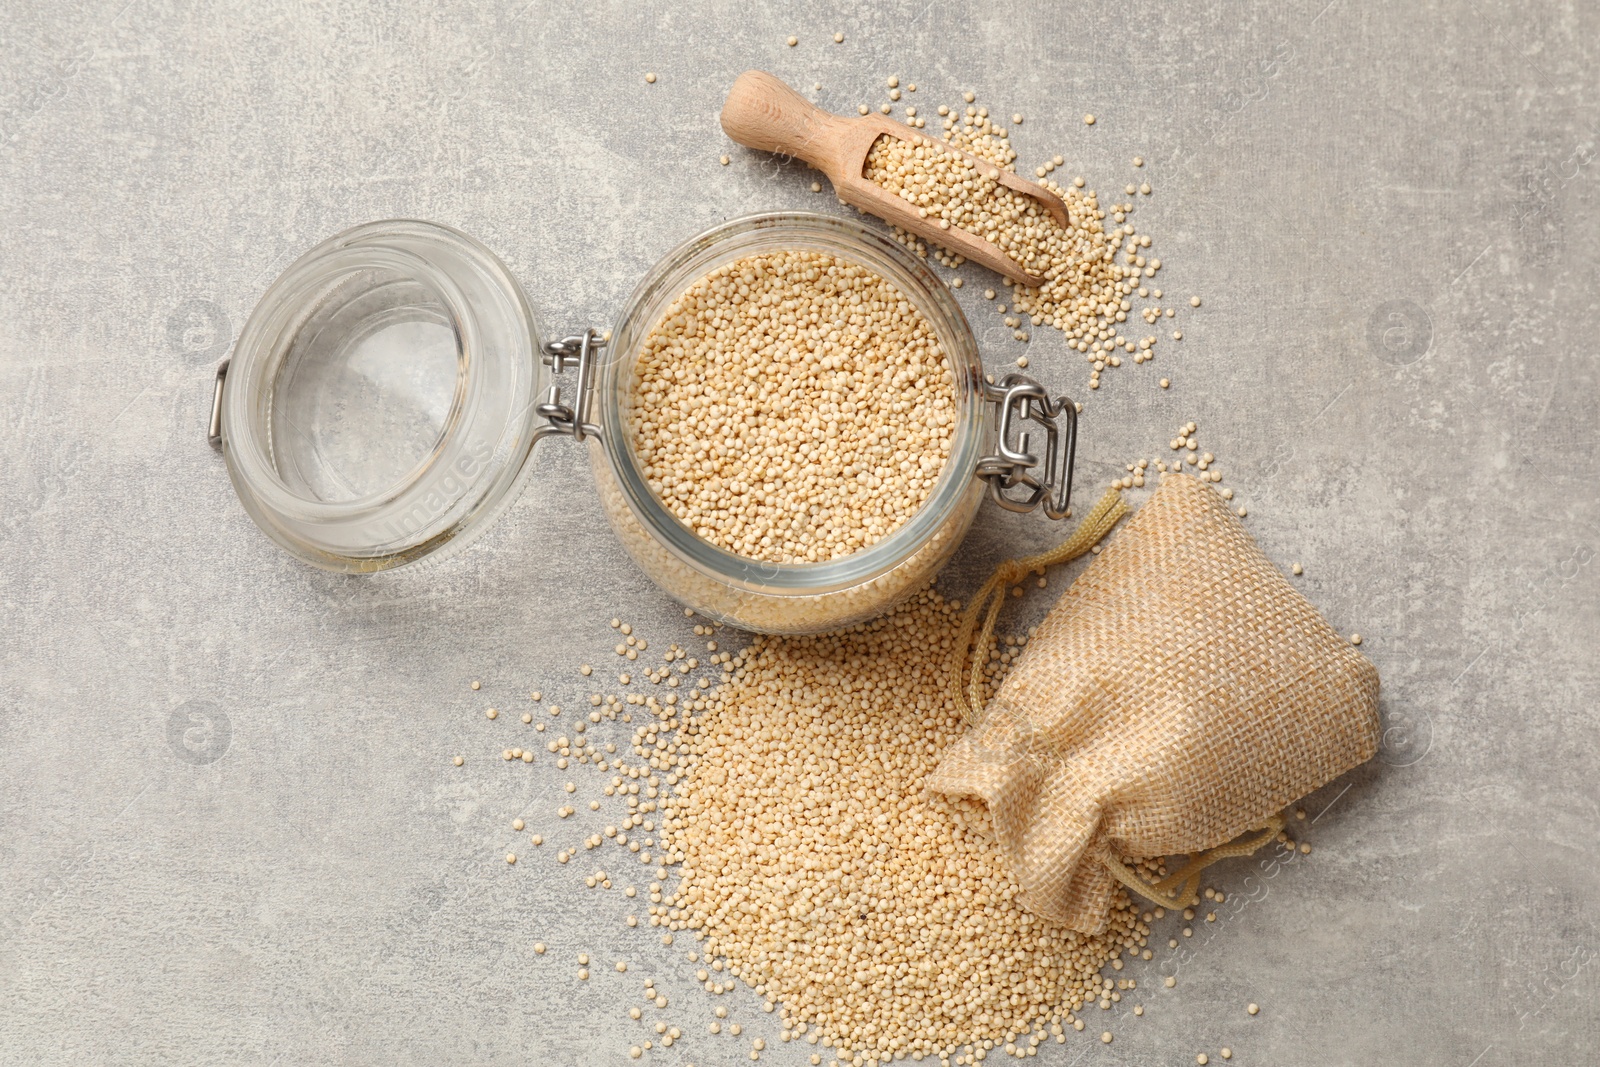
<box><xmin>659</xmin><ymin>588</ymin><xmax>1151</xmax><ymax>1064</ymax></box>
<box><xmin>627</xmin><ymin>250</ymin><xmax>956</xmax><ymax>564</ymax></box>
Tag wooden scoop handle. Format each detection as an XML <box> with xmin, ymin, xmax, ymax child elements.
<box><xmin>720</xmin><ymin>70</ymin><xmax>856</xmax><ymax>178</ymax></box>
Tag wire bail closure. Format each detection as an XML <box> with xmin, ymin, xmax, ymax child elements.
<box><xmin>536</xmin><ymin>329</ymin><xmax>607</xmax><ymax>443</ymax></box>
<box><xmin>976</xmin><ymin>374</ymin><xmax>1078</xmax><ymax>520</ymax></box>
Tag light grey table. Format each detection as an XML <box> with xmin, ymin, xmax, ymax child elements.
<box><xmin>2</xmin><ymin>2</ymin><xmax>1596</xmax><ymax>1064</ymax></box>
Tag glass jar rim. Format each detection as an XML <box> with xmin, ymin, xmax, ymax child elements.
<box><xmin>596</xmin><ymin>211</ymin><xmax>988</xmax><ymax>596</ymax></box>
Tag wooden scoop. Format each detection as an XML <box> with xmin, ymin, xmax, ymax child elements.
<box><xmin>720</xmin><ymin>70</ymin><xmax>1071</xmax><ymax>287</ymax></box>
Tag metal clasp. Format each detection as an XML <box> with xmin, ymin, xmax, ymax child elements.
<box><xmin>975</xmin><ymin>374</ymin><xmax>1077</xmax><ymax>520</ymax></box>
<box><xmin>536</xmin><ymin>329</ymin><xmax>606</xmax><ymax>443</ymax></box>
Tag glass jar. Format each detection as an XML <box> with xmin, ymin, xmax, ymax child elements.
<box><xmin>212</xmin><ymin>212</ymin><xmax>1078</xmax><ymax>633</ymax></box>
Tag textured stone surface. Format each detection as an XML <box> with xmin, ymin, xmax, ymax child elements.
<box><xmin>1</xmin><ymin>1</ymin><xmax>1596</xmax><ymax>1064</ymax></box>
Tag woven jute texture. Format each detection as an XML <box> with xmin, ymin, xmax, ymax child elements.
<box><xmin>929</xmin><ymin>473</ymin><xmax>1381</xmax><ymax>934</ymax></box>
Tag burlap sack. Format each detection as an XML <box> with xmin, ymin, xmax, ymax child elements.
<box><xmin>930</xmin><ymin>473</ymin><xmax>1380</xmax><ymax>934</ymax></box>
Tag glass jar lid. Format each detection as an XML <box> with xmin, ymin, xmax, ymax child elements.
<box><xmin>217</xmin><ymin>220</ymin><xmax>547</xmax><ymax>571</ymax></box>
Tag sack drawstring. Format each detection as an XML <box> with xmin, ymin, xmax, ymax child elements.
<box><xmin>1099</xmin><ymin>816</ymin><xmax>1287</xmax><ymax>911</ymax></box>
<box><xmin>952</xmin><ymin>487</ymin><xmax>1129</xmax><ymax>725</ymax></box>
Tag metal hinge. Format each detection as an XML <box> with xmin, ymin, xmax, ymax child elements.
<box><xmin>975</xmin><ymin>374</ymin><xmax>1077</xmax><ymax>520</ymax></box>
<box><xmin>536</xmin><ymin>329</ymin><xmax>606</xmax><ymax>443</ymax></box>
